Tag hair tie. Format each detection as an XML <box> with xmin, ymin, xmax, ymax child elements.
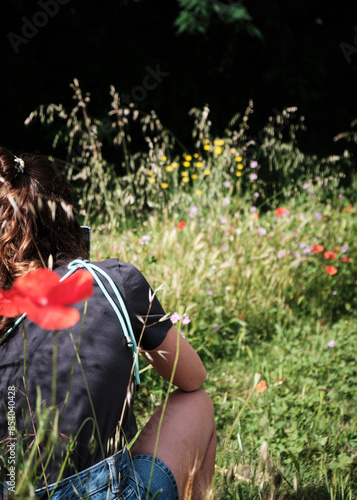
<box><xmin>14</xmin><ymin>156</ymin><xmax>25</xmax><ymax>174</ymax></box>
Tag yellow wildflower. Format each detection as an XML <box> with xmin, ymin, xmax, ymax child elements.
<box><xmin>149</xmin><ymin>177</ymin><xmax>156</xmax><ymax>183</ymax></box>
<box><xmin>171</xmin><ymin>162</ymin><xmax>179</xmax><ymax>168</ymax></box>
<box><xmin>182</xmin><ymin>171</ymin><xmax>189</xmax><ymax>177</ymax></box>
<box><xmin>196</xmin><ymin>189</ymin><xmax>203</xmax><ymax>195</ymax></box>
<box><xmin>194</xmin><ymin>153</ymin><xmax>199</xmax><ymax>158</ymax></box>
<box><xmin>214</xmin><ymin>147</ymin><xmax>222</xmax><ymax>155</ymax></box>
<box><xmin>185</xmin><ymin>155</ymin><xmax>192</xmax><ymax>161</ymax></box>
<box><xmin>218</xmin><ymin>139</ymin><xmax>224</xmax><ymax>146</ymax></box>
<box><xmin>147</xmin><ymin>171</ymin><xmax>153</xmax><ymax>176</ymax></box>
<box><xmin>204</xmin><ymin>139</ymin><xmax>210</xmax><ymax>143</ymax></box>
<box><xmin>237</xmin><ymin>163</ymin><xmax>244</xmax><ymax>170</ymax></box>
<box><xmin>235</xmin><ymin>156</ymin><xmax>242</xmax><ymax>162</ymax></box>
<box><xmin>191</xmin><ymin>174</ymin><xmax>198</xmax><ymax>179</ymax></box>
<box><xmin>166</xmin><ymin>166</ymin><xmax>173</xmax><ymax>172</ymax></box>
<box><xmin>183</xmin><ymin>161</ymin><xmax>190</xmax><ymax>167</ymax></box>
<box><xmin>203</xmin><ymin>145</ymin><xmax>211</xmax><ymax>151</ymax></box>
<box><xmin>204</xmin><ymin>169</ymin><xmax>211</xmax><ymax>176</ymax></box>
<box><xmin>161</xmin><ymin>182</ymin><xmax>168</xmax><ymax>189</ymax></box>
<box><xmin>236</xmin><ymin>172</ymin><xmax>242</xmax><ymax>177</ymax></box>
<box><xmin>182</xmin><ymin>177</ymin><xmax>190</xmax><ymax>183</ymax></box>
<box><xmin>195</xmin><ymin>162</ymin><xmax>203</xmax><ymax>168</ymax></box>
<box><xmin>160</xmin><ymin>155</ymin><xmax>167</xmax><ymax>161</ymax></box>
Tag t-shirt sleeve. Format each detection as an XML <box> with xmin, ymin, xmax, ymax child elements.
<box><xmin>118</xmin><ymin>261</ymin><xmax>173</xmax><ymax>351</ymax></box>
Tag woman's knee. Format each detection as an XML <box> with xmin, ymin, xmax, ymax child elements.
<box><xmin>170</xmin><ymin>388</ymin><xmax>215</xmax><ymax>424</ymax></box>
<box><xmin>193</xmin><ymin>389</ymin><xmax>214</xmax><ymax>417</ymax></box>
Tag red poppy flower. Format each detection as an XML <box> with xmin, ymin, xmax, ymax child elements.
<box><xmin>326</xmin><ymin>266</ymin><xmax>338</xmax><ymax>276</ymax></box>
<box><xmin>177</xmin><ymin>220</ymin><xmax>186</xmax><ymax>231</ymax></box>
<box><xmin>312</xmin><ymin>244</ymin><xmax>324</xmax><ymax>253</ymax></box>
<box><xmin>334</xmin><ymin>246</ymin><xmax>340</xmax><ymax>251</ymax></box>
<box><xmin>0</xmin><ymin>269</ymin><xmax>93</xmax><ymax>330</ymax></box>
<box><xmin>256</xmin><ymin>380</ymin><xmax>267</xmax><ymax>393</ymax></box>
<box><xmin>275</xmin><ymin>207</ymin><xmax>289</xmax><ymax>217</ymax></box>
<box><xmin>342</xmin><ymin>257</ymin><xmax>351</xmax><ymax>263</ymax></box>
<box><xmin>341</xmin><ymin>204</ymin><xmax>353</xmax><ymax>212</ymax></box>
<box><xmin>324</xmin><ymin>251</ymin><xmax>337</xmax><ymax>260</ymax></box>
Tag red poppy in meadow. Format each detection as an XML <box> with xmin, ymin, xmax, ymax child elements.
<box><xmin>341</xmin><ymin>204</ymin><xmax>353</xmax><ymax>212</ymax></box>
<box><xmin>342</xmin><ymin>257</ymin><xmax>351</xmax><ymax>263</ymax></box>
<box><xmin>324</xmin><ymin>251</ymin><xmax>337</xmax><ymax>260</ymax></box>
<box><xmin>312</xmin><ymin>244</ymin><xmax>324</xmax><ymax>253</ymax></box>
<box><xmin>326</xmin><ymin>266</ymin><xmax>338</xmax><ymax>276</ymax></box>
<box><xmin>256</xmin><ymin>380</ymin><xmax>267</xmax><ymax>393</ymax></box>
<box><xmin>177</xmin><ymin>220</ymin><xmax>186</xmax><ymax>231</ymax></box>
<box><xmin>334</xmin><ymin>246</ymin><xmax>340</xmax><ymax>251</ymax></box>
<box><xmin>0</xmin><ymin>269</ymin><xmax>93</xmax><ymax>330</ymax></box>
<box><xmin>275</xmin><ymin>207</ymin><xmax>289</xmax><ymax>217</ymax></box>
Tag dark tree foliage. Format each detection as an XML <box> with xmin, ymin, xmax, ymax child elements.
<box><xmin>1</xmin><ymin>0</ymin><xmax>356</xmax><ymax>159</ymax></box>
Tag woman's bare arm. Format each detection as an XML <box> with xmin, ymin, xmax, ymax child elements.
<box><xmin>141</xmin><ymin>325</ymin><xmax>207</xmax><ymax>392</ymax></box>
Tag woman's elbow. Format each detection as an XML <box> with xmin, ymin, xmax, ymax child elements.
<box><xmin>176</xmin><ymin>366</ymin><xmax>207</xmax><ymax>392</ymax></box>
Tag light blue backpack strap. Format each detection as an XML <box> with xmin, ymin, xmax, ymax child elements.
<box><xmin>0</xmin><ymin>313</ymin><xmax>26</xmax><ymax>346</ymax></box>
<box><xmin>62</xmin><ymin>259</ymin><xmax>140</xmax><ymax>385</ymax></box>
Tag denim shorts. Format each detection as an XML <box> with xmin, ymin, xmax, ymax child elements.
<box><xmin>0</xmin><ymin>449</ymin><xmax>179</xmax><ymax>499</ymax></box>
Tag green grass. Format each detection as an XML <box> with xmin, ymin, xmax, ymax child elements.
<box><xmin>91</xmin><ymin>193</ymin><xmax>357</xmax><ymax>499</ymax></box>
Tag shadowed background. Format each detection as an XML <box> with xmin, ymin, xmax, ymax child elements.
<box><xmin>1</xmin><ymin>0</ymin><xmax>357</xmax><ymax>160</ymax></box>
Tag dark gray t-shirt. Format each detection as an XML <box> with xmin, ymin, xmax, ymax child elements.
<box><xmin>0</xmin><ymin>259</ymin><xmax>172</xmax><ymax>485</ymax></box>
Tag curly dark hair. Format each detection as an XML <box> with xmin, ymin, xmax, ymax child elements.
<box><xmin>0</xmin><ymin>146</ymin><xmax>88</xmax><ymax>338</ymax></box>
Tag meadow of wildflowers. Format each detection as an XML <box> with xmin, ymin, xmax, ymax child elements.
<box><xmin>21</xmin><ymin>83</ymin><xmax>357</xmax><ymax>498</ymax></box>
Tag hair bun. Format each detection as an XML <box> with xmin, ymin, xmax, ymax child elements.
<box><xmin>0</xmin><ymin>147</ymin><xmax>26</xmax><ymax>183</ymax></box>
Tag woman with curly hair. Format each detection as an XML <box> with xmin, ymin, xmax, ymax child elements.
<box><xmin>0</xmin><ymin>147</ymin><xmax>216</xmax><ymax>499</ymax></box>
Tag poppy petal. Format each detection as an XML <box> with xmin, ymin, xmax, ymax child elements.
<box><xmin>257</xmin><ymin>380</ymin><xmax>268</xmax><ymax>393</ymax></box>
<box><xmin>14</xmin><ymin>269</ymin><xmax>61</xmax><ymax>301</ymax></box>
<box><xmin>0</xmin><ymin>289</ymin><xmax>24</xmax><ymax>317</ymax></box>
<box><xmin>326</xmin><ymin>266</ymin><xmax>338</xmax><ymax>275</ymax></box>
<box><xmin>24</xmin><ymin>302</ymin><xmax>81</xmax><ymax>330</ymax></box>
<box><xmin>47</xmin><ymin>270</ymin><xmax>93</xmax><ymax>305</ymax></box>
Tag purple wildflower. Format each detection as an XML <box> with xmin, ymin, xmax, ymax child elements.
<box><xmin>250</xmin><ymin>161</ymin><xmax>258</xmax><ymax>168</ymax></box>
<box><xmin>189</xmin><ymin>205</ymin><xmax>198</xmax><ymax>219</ymax></box>
<box><xmin>223</xmin><ymin>180</ymin><xmax>231</xmax><ymax>188</ymax></box>
<box><xmin>277</xmin><ymin>250</ymin><xmax>286</xmax><ymax>259</ymax></box>
<box><xmin>140</xmin><ymin>235</ymin><xmax>151</xmax><ymax>245</ymax></box>
<box><xmin>250</xmin><ymin>173</ymin><xmax>258</xmax><ymax>181</ymax></box>
<box><xmin>170</xmin><ymin>312</ymin><xmax>181</xmax><ymax>324</ymax></box>
<box><xmin>302</xmin><ymin>183</ymin><xmax>309</xmax><ymax>189</ymax></box>
<box><xmin>222</xmin><ymin>197</ymin><xmax>230</xmax><ymax>207</ymax></box>
<box><xmin>258</xmin><ymin>228</ymin><xmax>267</xmax><ymax>236</ymax></box>
<box><xmin>182</xmin><ymin>313</ymin><xmax>191</xmax><ymax>325</ymax></box>
<box><xmin>325</xmin><ymin>340</ymin><xmax>336</xmax><ymax>348</ymax></box>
